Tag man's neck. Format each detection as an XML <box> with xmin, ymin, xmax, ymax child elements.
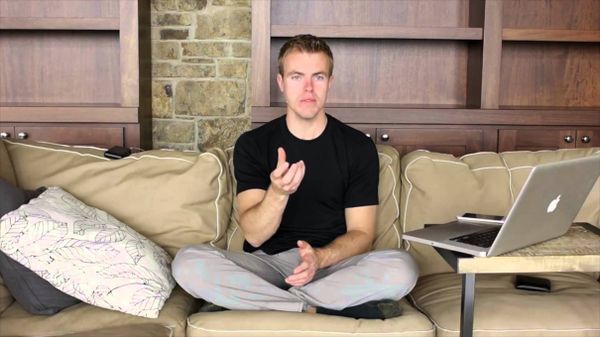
<box><xmin>285</xmin><ymin>112</ymin><xmax>328</xmax><ymax>140</ymax></box>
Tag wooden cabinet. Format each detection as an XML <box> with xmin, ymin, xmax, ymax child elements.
<box><xmin>0</xmin><ymin>0</ymin><xmax>151</xmax><ymax>148</ymax></box>
<box><xmin>498</xmin><ymin>128</ymin><xmax>600</xmax><ymax>152</ymax></box>
<box><xmin>251</xmin><ymin>0</ymin><xmax>600</xmax><ymax>156</ymax></box>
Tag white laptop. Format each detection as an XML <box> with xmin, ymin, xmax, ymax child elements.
<box><xmin>402</xmin><ymin>155</ymin><xmax>600</xmax><ymax>257</ymax></box>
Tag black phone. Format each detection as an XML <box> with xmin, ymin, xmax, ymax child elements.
<box><xmin>104</xmin><ymin>146</ymin><xmax>131</xmax><ymax>160</ymax></box>
<box><xmin>515</xmin><ymin>275</ymin><xmax>551</xmax><ymax>292</ymax></box>
<box><xmin>457</xmin><ymin>213</ymin><xmax>504</xmax><ymax>224</ymax></box>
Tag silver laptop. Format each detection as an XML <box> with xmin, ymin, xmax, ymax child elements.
<box><xmin>402</xmin><ymin>155</ymin><xmax>600</xmax><ymax>257</ymax></box>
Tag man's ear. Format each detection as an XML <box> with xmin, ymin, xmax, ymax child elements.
<box><xmin>328</xmin><ymin>75</ymin><xmax>334</xmax><ymax>89</ymax></box>
<box><xmin>276</xmin><ymin>73</ymin><xmax>284</xmax><ymax>92</ymax></box>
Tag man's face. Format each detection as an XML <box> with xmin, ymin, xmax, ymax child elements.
<box><xmin>277</xmin><ymin>51</ymin><xmax>333</xmax><ymax>121</ymax></box>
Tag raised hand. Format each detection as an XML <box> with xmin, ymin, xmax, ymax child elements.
<box><xmin>270</xmin><ymin>147</ymin><xmax>305</xmax><ymax>195</ymax></box>
<box><xmin>285</xmin><ymin>240</ymin><xmax>320</xmax><ymax>287</ymax></box>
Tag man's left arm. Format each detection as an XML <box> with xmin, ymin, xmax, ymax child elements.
<box><xmin>284</xmin><ymin>205</ymin><xmax>376</xmax><ymax>287</ymax></box>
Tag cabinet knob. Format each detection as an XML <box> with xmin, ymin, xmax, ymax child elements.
<box><xmin>0</xmin><ymin>132</ymin><xmax>9</xmax><ymax>139</ymax></box>
<box><xmin>365</xmin><ymin>133</ymin><xmax>371</xmax><ymax>138</ymax></box>
<box><xmin>17</xmin><ymin>132</ymin><xmax>28</xmax><ymax>140</ymax></box>
<box><xmin>380</xmin><ymin>134</ymin><xmax>390</xmax><ymax>142</ymax></box>
<box><xmin>581</xmin><ymin>135</ymin><xmax>591</xmax><ymax>144</ymax></box>
<box><xmin>563</xmin><ymin>135</ymin><xmax>574</xmax><ymax>143</ymax></box>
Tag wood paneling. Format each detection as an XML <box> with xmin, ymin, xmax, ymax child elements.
<box><xmin>251</xmin><ymin>0</ymin><xmax>270</xmax><ymax>106</ymax></box>
<box><xmin>0</xmin><ymin>31</ymin><xmax>120</xmax><ymax>105</ymax></box>
<box><xmin>254</xmin><ymin>0</ymin><xmax>600</xmax><ymax>157</ymax></box>
<box><xmin>12</xmin><ymin>125</ymin><xmax>124</xmax><ymax>147</ymax></box>
<box><xmin>480</xmin><ymin>0</ymin><xmax>502</xmax><ymax>109</ymax></box>
<box><xmin>500</xmin><ymin>42</ymin><xmax>600</xmax><ymax>108</ymax></box>
<box><xmin>376</xmin><ymin>127</ymin><xmax>484</xmax><ymax>158</ymax></box>
<box><xmin>120</xmin><ymin>0</ymin><xmax>139</xmax><ymax>107</ymax></box>
<box><xmin>498</xmin><ymin>128</ymin><xmax>577</xmax><ymax>152</ymax></box>
<box><xmin>270</xmin><ymin>39</ymin><xmax>469</xmax><ymax>107</ymax></box>
<box><xmin>0</xmin><ymin>0</ymin><xmax>119</xmax><ymax>18</ymax></box>
<box><xmin>271</xmin><ymin>0</ymin><xmax>471</xmax><ymax>28</ymax></box>
<box><xmin>0</xmin><ymin>0</ymin><xmax>148</xmax><ymax>148</ymax></box>
<box><xmin>502</xmin><ymin>0</ymin><xmax>600</xmax><ymax>30</ymax></box>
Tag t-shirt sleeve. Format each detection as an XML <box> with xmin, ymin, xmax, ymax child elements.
<box><xmin>344</xmin><ymin>139</ymin><xmax>379</xmax><ymax>208</ymax></box>
<box><xmin>233</xmin><ymin>133</ymin><xmax>270</xmax><ymax>194</ymax></box>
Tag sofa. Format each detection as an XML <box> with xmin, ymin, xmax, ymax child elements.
<box><xmin>0</xmin><ymin>138</ymin><xmax>598</xmax><ymax>337</ymax></box>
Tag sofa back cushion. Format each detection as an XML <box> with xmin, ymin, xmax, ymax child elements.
<box><xmin>400</xmin><ymin>148</ymin><xmax>600</xmax><ymax>276</ymax></box>
<box><xmin>3</xmin><ymin>140</ymin><xmax>233</xmax><ymax>256</ymax></box>
<box><xmin>0</xmin><ymin>140</ymin><xmax>17</xmax><ymax>186</ymax></box>
<box><xmin>225</xmin><ymin>144</ymin><xmax>402</xmax><ymax>252</ymax></box>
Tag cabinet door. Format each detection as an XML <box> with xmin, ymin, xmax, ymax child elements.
<box><xmin>498</xmin><ymin>129</ymin><xmax>577</xmax><ymax>152</ymax></box>
<box><xmin>14</xmin><ymin>125</ymin><xmax>124</xmax><ymax>148</ymax></box>
<box><xmin>576</xmin><ymin>129</ymin><xmax>600</xmax><ymax>148</ymax></box>
<box><xmin>0</xmin><ymin>125</ymin><xmax>15</xmax><ymax>139</ymax></box>
<box><xmin>376</xmin><ymin>128</ymin><xmax>485</xmax><ymax>158</ymax></box>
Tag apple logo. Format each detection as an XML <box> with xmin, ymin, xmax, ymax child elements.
<box><xmin>546</xmin><ymin>195</ymin><xmax>561</xmax><ymax>213</ymax></box>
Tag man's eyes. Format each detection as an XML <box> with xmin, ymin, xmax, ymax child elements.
<box><xmin>289</xmin><ymin>74</ymin><xmax>326</xmax><ymax>80</ymax></box>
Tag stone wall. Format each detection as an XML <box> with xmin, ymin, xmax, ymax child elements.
<box><xmin>151</xmin><ymin>0</ymin><xmax>251</xmax><ymax>151</ymax></box>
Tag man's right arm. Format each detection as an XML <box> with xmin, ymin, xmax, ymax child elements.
<box><xmin>237</xmin><ymin>147</ymin><xmax>305</xmax><ymax>247</ymax></box>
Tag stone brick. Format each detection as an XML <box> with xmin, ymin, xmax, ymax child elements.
<box><xmin>152</xmin><ymin>81</ymin><xmax>173</xmax><ymax>118</ymax></box>
<box><xmin>151</xmin><ymin>27</ymin><xmax>161</xmax><ymax>40</ymax></box>
<box><xmin>231</xmin><ymin>42</ymin><xmax>251</xmax><ymax>58</ymax></box>
<box><xmin>217</xmin><ymin>59</ymin><xmax>248</xmax><ymax>79</ymax></box>
<box><xmin>182</xmin><ymin>58</ymin><xmax>215</xmax><ymax>64</ymax></box>
<box><xmin>152</xmin><ymin>62</ymin><xmax>175</xmax><ymax>77</ymax></box>
<box><xmin>152</xmin><ymin>0</ymin><xmax>177</xmax><ymax>11</ymax></box>
<box><xmin>153</xmin><ymin>119</ymin><xmax>195</xmax><ymax>143</ymax></box>
<box><xmin>153</xmin><ymin>41</ymin><xmax>179</xmax><ymax>60</ymax></box>
<box><xmin>174</xmin><ymin>64</ymin><xmax>216</xmax><ymax>77</ymax></box>
<box><xmin>182</xmin><ymin>42</ymin><xmax>227</xmax><ymax>57</ymax></box>
<box><xmin>160</xmin><ymin>29</ymin><xmax>189</xmax><ymax>40</ymax></box>
<box><xmin>195</xmin><ymin>8</ymin><xmax>250</xmax><ymax>40</ymax></box>
<box><xmin>178</xmin><ymin>0</ymin><xmax>207</xmax><ymax>11</ymax></box>
<box><xmin>197</xmin><ymin>117</ymin><xmax>250</xmax><ymax>150</ymax></box>
<box><xmin>175</xmin><ymin>81</ymin><xmax>245</xmax><ymax>116</ymax></box>
<box><xmin>152</xmin><ymin>13</ymin><xmax>192</xmax><ymax>26</ymax></box>
<box><xmin>212</xmin><ymin>0</ymin><xmax>250</xmax><ymax>6</ymax></box>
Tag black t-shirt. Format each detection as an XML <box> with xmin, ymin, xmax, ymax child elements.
<box><xmin>233</xmin><ymin>114</ymin><xmax>379</xmax><ymax>254</ymax></box>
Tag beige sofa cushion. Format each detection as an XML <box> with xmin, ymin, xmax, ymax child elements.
<box><xmin>186</xmin><ymin>298</ymin><xmax>434</xmax><ymax>337</ymax></box>
<box><xmin>3</xmin><ymin>140</ymin><xmax>233</xmax><ymax>256</ymax></box>
<box><xmin>400</xmin><ymin>149</ymin><xmax>600</xmax><ymax>276</ymax></box>
<box><xmin>225</xmin><ymin>144</ymin><xmax>402</xmax><ymax>251</ymax></box>
<box><xmin>0</xmin><ymin>140</ymin><xmax>16</xmax><ymax>185</ymax></box>
<box><xmin>0</xmin><ymin>277</ymin><xmax>13</xmax><ymax>315</ymax></box>
<box><xmin>410</xmin><ymin>272</ymin><xmax>600</xmax><ymax>337</ymax></box>
<box><xmin>0</xmin><ymin>287</ymin><xmax>194</xmax><ymax>337</ymax></box>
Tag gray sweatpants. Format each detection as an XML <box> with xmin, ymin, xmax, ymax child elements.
<box><xmin>172</xmin><ymin>244</ymin><xmax>418</xmax><ymax>312</ymax></box>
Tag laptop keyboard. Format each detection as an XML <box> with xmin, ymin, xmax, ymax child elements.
<box><xmin>450</xmin><ymin>228</ymin><xmax>501</xmax><ymax>248</ymax></box>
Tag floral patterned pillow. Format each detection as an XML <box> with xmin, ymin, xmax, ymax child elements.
<box><xmin>0</xmin><ymin>187</ymin><xmax>175</xmax><ymax>318</ymax></box>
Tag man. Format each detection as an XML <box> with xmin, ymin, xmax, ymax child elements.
<box><xmin>172</xmin><ymin>34</ymin><xmax>418</xmax><ymax>319</ymax></box>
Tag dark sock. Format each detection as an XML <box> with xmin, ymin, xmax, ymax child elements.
<box><xmin>316</xmin><ymin>299</ymin><xmax>402</xmax><ymax>319</ymax></box>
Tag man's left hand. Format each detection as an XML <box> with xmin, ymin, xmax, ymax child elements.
<box><xmin>285</xmin><ymin>240</ymin><xmax>321</xmax><ymax>287</ymax></box>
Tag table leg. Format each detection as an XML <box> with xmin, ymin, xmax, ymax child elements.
<box><xmin>460</xmin><ymin>273</ymin><xmax>475</xmax><ymax>337</ymax></box>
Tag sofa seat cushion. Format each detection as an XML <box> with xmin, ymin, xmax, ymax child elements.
<box><xmin>0</xmin><ymin>287</ymin><xmax>195</xmax><ymax>337</ymax></box>
<box><xmin>186</xmin><ymin>299</ymin><xmax>434</xmax><ymax>337</ymax></box>
<box><xmin>410</xmin><ymin>272</ymin><xmax>600</xmax><ymax>337</ymax></box>
<box><xmin>3</xmin><ymin>140</ymin><xmax>233</xmax><ymax>256</ymax></box>
<box><xmin>48</xmin><ymin>324</ymin><xmax>173</xmax><ymax>337</ymax></box>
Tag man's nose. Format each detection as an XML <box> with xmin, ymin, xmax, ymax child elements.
<box><xmin>304</xmin><ymin>78</ymin><xmax>313</xmax><ymax>91</ymax></box>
